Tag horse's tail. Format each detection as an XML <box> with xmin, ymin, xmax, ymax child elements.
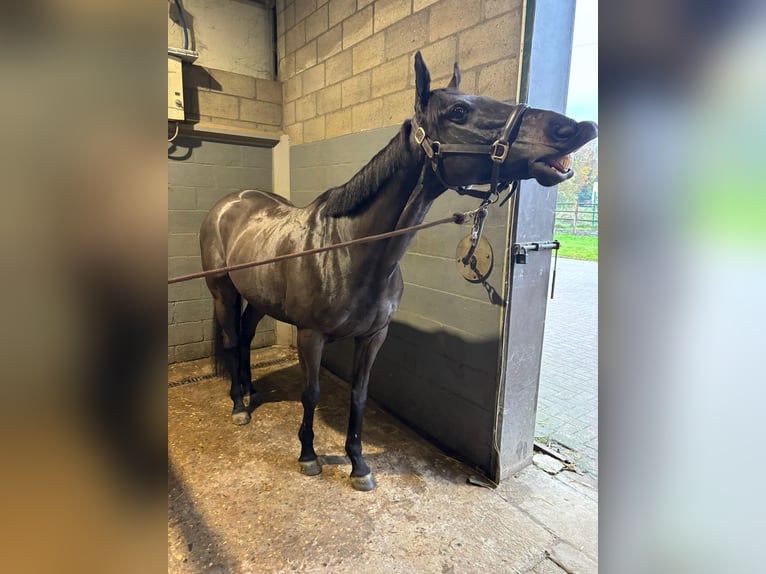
<box><xmin>213</xmin><ymin>292</ymin><xmax>242</xmax><ymax>377</ymax></box>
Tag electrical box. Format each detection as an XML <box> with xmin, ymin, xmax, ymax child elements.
<box><xmin>168</xmin><ymin>55</ymin><xmax>184</xmax><ymax>121</ymax></box>
<box><xmin>167</xmin><ymin>48</ymin><xmax>198</xmax><ymax>122</ymax></box>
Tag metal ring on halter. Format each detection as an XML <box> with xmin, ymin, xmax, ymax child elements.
<box><xmin>490</xmin><ymin>140</ymin><xmax>509</xmax><ymax>163</ymax></box>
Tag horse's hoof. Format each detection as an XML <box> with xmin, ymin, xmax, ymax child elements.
<box><xmin>232</xmin><ymin>411</ymin><xmax>250</xmax><ymax>425</ymax></box>
<box><xmin>350</xmin><ymin>473</ymin><xmax>376</xmax><ymax>492</ymax></box>
<box><xmin>299</xmin><ymin>460</ymin><xmax>322</xmax><ymax>476</ymax></box>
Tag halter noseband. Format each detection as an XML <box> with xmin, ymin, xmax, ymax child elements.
<box><xmin>411</xmin><ymin>103</ymin><xmax>529</xmax><ymax>201</ymax></box>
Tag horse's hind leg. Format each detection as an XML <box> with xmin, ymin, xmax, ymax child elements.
<box><xmin>207</xmin><ymin>276</ymin><xmax>249</xmax><ymax>425</ymax></box>
<box><xmin>239</xmin><ymin>303</ymin><xmax>264</xmax><ymax>408</ymax></box>
<box><xmin>296</xmin><ymin>329</ymin><xmax>325</xmax><ymax>477</ymax></box>
<box><xmin>345</xmin><ymin>327</ymin><xmax>388</xmax><ymax>492</ymax></box>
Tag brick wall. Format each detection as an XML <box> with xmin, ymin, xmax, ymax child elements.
<box><xmin>168</xmin><ymin>138</ymin><xmax>276</xmax><ymax>364</ymax></box>
<box><xmin>276</xmin><ymin>0</ymin><xmax>524</xmax><ymax>144</ymax></box>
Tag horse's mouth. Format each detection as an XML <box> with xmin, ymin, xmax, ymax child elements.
<box><xmin>526</xmin><ymin>120</ymin><xmax>597</xmax><ymax>185</ymax></box>
<box><xmin>546</xmin><ymin>154</ymin><xmax>573</xmax><ymax>174</ymax></box>
<box><xmin>530</xmin><ymin>153</ymin><xmax>574</xmax><ymax>185</ymax></box>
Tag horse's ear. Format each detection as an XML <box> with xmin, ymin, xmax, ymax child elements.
<box><xmin>414</xmin><ymin>51</ymin><xmax>431</xmax><ymax>110</ymax></box>
<box><xmin>447</xmin><ymin>62</ymin><xmax>461</xmax><ymax>90</ymax></box>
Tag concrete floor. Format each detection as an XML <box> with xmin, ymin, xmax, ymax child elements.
<box><xmin>169</xmin><ymin>346</ymin><xmax>597</xmax><ymax>573</ymax></box>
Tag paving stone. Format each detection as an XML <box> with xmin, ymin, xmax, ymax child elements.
<box><xmin>533</xmin><ymin>453</ymin><xmax>564</xmax><ymax>475</ymax></box>
<box><xmin>536</xmin><ymin>258</ymin><xmax>598</xmax><ymax>477</ymax></box>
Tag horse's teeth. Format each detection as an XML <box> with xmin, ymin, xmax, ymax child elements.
<box><xmin>546</xmin><ymin>155</ymin><xmax>572</xmax><ymax>173</ymax></box>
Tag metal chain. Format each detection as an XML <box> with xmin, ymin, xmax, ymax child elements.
<box><xmin>460</xmin><ymin>180</ymin><xmax>518</xmax><ymax>265</ymax></box>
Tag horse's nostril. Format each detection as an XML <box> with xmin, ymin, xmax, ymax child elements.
<box><xmin>553</xmin><ymin>122</ymin><xmax>577</xmax><ymax>140</ymax></box>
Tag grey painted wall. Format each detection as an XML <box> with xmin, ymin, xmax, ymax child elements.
<box><xmin>168</xmin><ymin>136</ymin><xmax>276</xmax><ymax>364</ymax></box>
<box><xmin>290</xmin><ymin>126</ymin><xmax>511</xmax><ymax>476</ymax></box>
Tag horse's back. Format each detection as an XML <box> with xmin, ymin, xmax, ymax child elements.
<box><xmin>212</xmin><ymin>189</ymin><xmax>295</xmax><ymax>213</ymax></box>
<box><xmin>199</xmin><ymin>189</ymin><xmax>298</xmax><ymax>271</ymax></box>
<box><xmin>238</xmin><ymin>189</ymin><xmax>294</xmax><ymax>207</ymax></box>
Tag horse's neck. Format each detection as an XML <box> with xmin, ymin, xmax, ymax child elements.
<box><xmin>378</xmin><ymin>170</ymin><xmax>444</xmax><ymax>276</ymax></box>
<box><xmin>319</xmin><ymin>124</ymin><xmax>446</xmax><ymax>277</ymax></box>
<box><xmin>343</xmin><ymin>163</ymin><xmax>444</xmax><ymax>279</ymax></box>
<box><xmin>348</xmin><ymin>163</ymin><xmax>423</xmax><ymax>236</ymax></box>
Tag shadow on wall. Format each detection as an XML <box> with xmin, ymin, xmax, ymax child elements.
<box><xmin>181</xmin><ymin>66</ymin><xmax>225</xmax><ymax>124</ymax></box>
<box><xmin>168</xmin><ymin>136</ymin><xmax>202</xmax><ymax>161</ymax></box>
<box><xmin>322</xmin><ymin>320</ymin><xmax>502</xmax><ymax>478</ymax></box>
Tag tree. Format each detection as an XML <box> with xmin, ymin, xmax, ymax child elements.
<box><xmin>557</xmin><ymin>139</ymin><xmax>598</xmax><ymax>205</ymax></box>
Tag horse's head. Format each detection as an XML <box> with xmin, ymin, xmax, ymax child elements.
<box><xmin>411</xmin><ymin>52</ymin><xmax>598</xmax><ymax>188</ymax></box>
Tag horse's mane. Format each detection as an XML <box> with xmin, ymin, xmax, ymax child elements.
<box><xmin>319</xmin><ymin>120</ymin><xmax>414</xmax><ymax>217</ymax></box>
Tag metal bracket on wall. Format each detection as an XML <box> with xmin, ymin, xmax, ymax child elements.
<box><xmin>167</xmin><ymin>46</ymin><xmax>200</xmax><ymax>62</ymax></box>
<box><xmin>512</xmin><ymin>240</ymin><xmax>561</xmax><ymax>299</ymax></box>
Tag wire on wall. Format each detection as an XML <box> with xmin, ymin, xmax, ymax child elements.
<box><xmin>174</xmin><ymin>0</ymin><xmax>189</xmax><ymax>50</ymax></box>
<box><xmin>168</xmin><ymin>122</ymin><xmax>180</xmax><ymax>143</ymax></box>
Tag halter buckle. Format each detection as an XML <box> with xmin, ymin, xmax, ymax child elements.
<box><xmin>431</xmin><ymin>141</ymin><xmax>441</xmax><ymax>157</ymax></box>
<box><xmin>414</xmin><ymin>126</ymin><xmax>426</xmax><ymax>144</ymax></box>
<box><xmin>491</xmin><ymin>140</ymin><xmax>509</xmax><ymax>163</ymax></box>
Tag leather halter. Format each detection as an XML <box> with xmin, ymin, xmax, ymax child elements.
<box><xmin>411</xmin><ymin>103</ymin><xmax>529</xmax><ymax>201</ymax></box>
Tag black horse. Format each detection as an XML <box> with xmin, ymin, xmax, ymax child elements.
<box><xmin>200</xmin><ymin>52</ymin><xmax>597</xmax><ymax>491</ymax></box>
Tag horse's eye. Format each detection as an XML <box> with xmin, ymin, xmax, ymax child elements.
<box><xmin>449</xmin><ymin>104</ymin><xmax>469</xmax><ymax>121</ymax></box>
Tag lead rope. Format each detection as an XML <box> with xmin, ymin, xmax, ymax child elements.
<box><xmin>168</xmin><ymin>204</ymin><xmax>490</xmax><ymax>284</ymax></box>
<box><xmin>171</xmin><ymin>108</ymin><xmax>527</xmax><ymax>285</ymax></box>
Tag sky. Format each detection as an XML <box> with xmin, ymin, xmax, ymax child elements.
<box><xmin>566</xmin><ymin>0</ymin><xmax>598</xmax><ymax>122</ymax></box>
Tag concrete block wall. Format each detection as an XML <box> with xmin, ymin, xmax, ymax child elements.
<box><xmin>182</xmin><ymin>65</ymin><xmax>283</xmax><ymax>133</ymax></box>
<box><xmin>168</xmin><ymin>138</ymin><xmax>276</xmax><ymax>364</ymax></box>
<box><xmin>276</xmin><ymin>0</ymin><xmax>524</xmax><ymax>144</ymax></box>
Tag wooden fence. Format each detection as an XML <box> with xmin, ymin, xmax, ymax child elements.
<box><xmin>554</xmin><ymin>201</ymin><xmax>599</xmax><ymax>234</ymax></box>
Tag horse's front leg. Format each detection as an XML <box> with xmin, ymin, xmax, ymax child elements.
<box><xmin>297</xmin><ymin>329</ymin><xmax>325</xmax><ymax>477</ymax></box>
<box><xmin>346</xmin><ymin>326</ymin><xmax>388</xmax><ymax>491</ymax></box>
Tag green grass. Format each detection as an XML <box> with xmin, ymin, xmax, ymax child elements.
<box><xmin>554</xmin><ymin>233</ymin><xmax>598</xmax><ymax>261</ymax></box>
